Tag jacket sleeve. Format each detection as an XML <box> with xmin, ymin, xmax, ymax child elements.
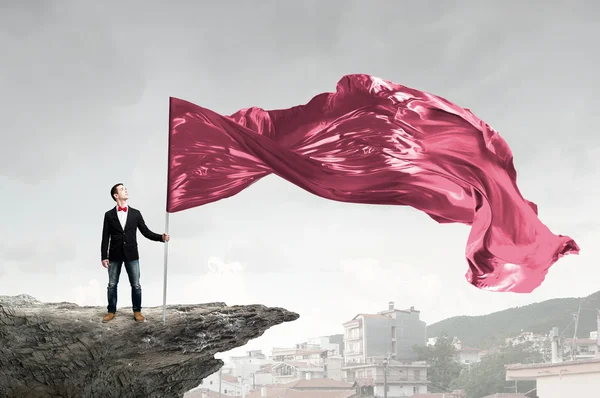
<box><xmin>137</xmin><ymin>210</ymin><xmax>164</xmax><ymax>242</ymax></box>
<box><xmin>101</xmin><ymin>213</ymin><xmax>110</xmax><ymax>260</ymax></box>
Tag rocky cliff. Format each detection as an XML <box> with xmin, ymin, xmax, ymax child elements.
<box><xmin>0</xmin><ymin>294</ymin><xmax>298</xmax><ymax>398</ymax></box>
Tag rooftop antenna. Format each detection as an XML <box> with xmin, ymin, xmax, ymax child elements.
<box><xmin>571</xmin><ymin>299</ymin><xmax>583</xmax><ymax>360</ymax></box>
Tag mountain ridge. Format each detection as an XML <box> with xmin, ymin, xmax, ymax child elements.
<box><xmin>427</xmin><ymin>290</ymin><xmax>600</xmax><ymax>348</ymax></box>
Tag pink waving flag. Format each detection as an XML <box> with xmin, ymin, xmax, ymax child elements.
<box><xmin>166</xmin><ymin>74</ymin><xmax>579</xmax><ymax>293</ymax></box>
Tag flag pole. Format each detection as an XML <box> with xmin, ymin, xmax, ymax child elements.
<box><xmin>162</xmin><ymin>212</ymin><xmax>169</xmax><ymax>325</ymax></box>
<box><xmin>162</xmin><ymin>97</ymin><xmax>173</xmax><ymax>325</ymax></box>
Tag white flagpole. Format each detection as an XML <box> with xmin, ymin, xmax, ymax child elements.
<box><xmin>162</xmin><ymin>211</ymin><xmax>170</xmax><ymax>325</ymax></box>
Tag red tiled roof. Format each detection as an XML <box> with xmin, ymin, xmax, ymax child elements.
<box><xmin>272</xmin><ymin>361</ymin><xmax>316</xmax><ymax>370</ymax></box>
<box><xmin>506</xmin><ymin>356</ymin><xmax>600</xmax><ymax>370</ymax></box>
<box><xmin>458</xmin><ymin>346</ymin><xmax>480</xmax><ymax>352</ymax></box>
<box><xmin>412</xmin><ymin>394</ymin><xmax>456</xmax><ymax>398</ymax></box>
<box><xmin>412</xmin><ymin>392</ymin><xmax>466</xmax><ymax>398</ymax></box>
<box><xmin>285</xmin><ymin>361</ymin><xmax>322</xmax><ymax>369</ymax></box>
<box><xmin>481</xmin><ymin>394</ymin><xmax>530</xmax><ymax>398</ymax></box>
<box><xmin>272</xmin><ymin>349</ymin><xmax>325</xmax><ymax>355</ymax></box>
<box><xmin>564</xmin><ymin>338</ymin><xmax>597</xmax><ymax>344</ymax></box>
<box><xmin>353</xmin><ymin>378</ymin><xmax>374</xmax><ymax>387</ymax></box>
<box><xmin>221</xmin><ymin>375</ymin><xmax>238</xmax><ymax>383</ymax></box>
<box><xmin>246</xmin><ymin>388</ymin><xmax>355</xmax><ymax>398</ymax></box>
<box><xmin>184</xmin><ymin>389</ymin><xmax>230</xmax><ymax>398</ymax></box>
<box><xmin>257</xmin><ymin>364</ymin><xmax>274</xmax><ymax>374</ymax></box>
<box><xmin>279</xmin><ymin>379</ymin><xmax>354</xmax><ymax>389</ymax></box>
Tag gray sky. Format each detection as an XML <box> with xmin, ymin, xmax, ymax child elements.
<box><xmin>1</xmin><ymin>1</ymin><xmax>599</xmax><ymax>358</ymax></box>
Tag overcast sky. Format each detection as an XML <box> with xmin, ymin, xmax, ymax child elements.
<box><xmin>1</xmin><ymin>1</ymin><xmax>599</xmax><ymax>360</ymax></box>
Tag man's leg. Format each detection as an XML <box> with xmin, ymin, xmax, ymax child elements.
<box><xmin>124</xmin><ymin>259</ymin><xmax>143</xmax><ymax>321</ymax></box>
<box><xmin>104</xmin><ymin>260</ymin><xmax>123</xmax><ymax>322</ymax></box>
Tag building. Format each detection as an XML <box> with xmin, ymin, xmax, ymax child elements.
<box><xmin>478</xmin><ymin>348</ymin><xmax>499</xmax><ymax>360</ymax></box>
<box><xmin>274</xmin><ymin>379</ymin><xmax>355</xmax><ymax>391</ymax></box>
<box><xmin>481</xmin><ymin>394</ymin><xmax>531</xmax><ymax>398</ymax></box>
<box><xmin>343</xmin><ymin>358</ymin><xmax>429</xmax><ymax>397</ymax></box>
<box><xmin>412</xmin><ymin>393</ymin><xmax>465</xmax><ymax>398</ymax></box>
<box><xmin>268</xmin><ymin>336</ymin><xmax>345</xmax><ymax>383</ymax></box>
<box><xmin>254</xmin><ymin>364</ymin><xmax>275</xmax><ymax>386</ymax></box>
<box><xmin>201</xmin><ymin>350</ymin><xmax>275</xmax><ymax>394</ymax></box>
<box><xmin>185</xmin><ymin>389</ymin><xmax>231</xmax><ymax>398</ymax></box>
<box><xmin>245</xmin><ymin>379</ymin><xmax>357</xmax><ymax>398</ymax></box>
<box><xmin>562</xmin><ymin>334</ymin><xmax>599</xmax><ymax>359</ymax></box>
<box><xmin>229</xmin><ymin>350</ymin><xmax>271</xmax><ymax>367</ymax></box>
<box><xmin>271</xmin><ymin>361</ymin><xmax>326</xmax><ymax>384</ymax></box>
<box><xmin>199</xmin><ymin>372</ymin><xmax>244</xmax><ymax>396</ymax></box>
<box><xmin>505</xmin><ymin>357</ymin><xmax>600</xmax><ymax>398</ymax></box>
<box><xmin>323</xmin><ymin>356</ymin><xmax>344</xmax><ymax>381</ymax></box>
<box><xmin>342</xmin><ymin>301</ymin><xmax>427</xmax><ymax>363</ymax></box>
<box><xmin>306</xmin><ymin>336</ymin><xmax>342</xmax><ymax>356</ymax></box>
<box><xmin>271</xmin><ymin>346</ymin><xmax>326</xmax><ymax>365</ymax></box>
<box><xmin>247</xmin><ymin>389</ymin><xmax>355</xmax><ymax>398</ymax></box>
<box><xmin>453</xmin><ymin>340</ymin><xmax>481</xmax><ymax>365</ymax></box>
<box><xmin>225</xmin><ymin>350</ymin><xmax>273</xmax><ymax>379</ymax></box>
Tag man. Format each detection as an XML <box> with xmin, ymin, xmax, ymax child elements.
<box><xmin>100</xmin><ymin>183</ymin><xmax>170</xmax><ymax>323</ymax></box>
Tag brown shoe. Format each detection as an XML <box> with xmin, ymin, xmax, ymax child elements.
<box><xmin>133</xmin><ymin>312</ymin><xmax>145</xmax><ymax>322</ymax></box>
<box><xmin>102</xmin><ymin>312</ymin><xmax>116</xmax><ymax>323</ymax></box>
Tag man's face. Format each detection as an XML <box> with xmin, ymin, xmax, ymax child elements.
<box><xmin>115</xmin><ymin>185</ymin><xmax>129</xmax><ymax>201</ymax></box>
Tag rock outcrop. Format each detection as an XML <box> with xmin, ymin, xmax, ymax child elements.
<box><xmin>0</xmin><ymin>294</ymin><xmax>299</xmax><ymax>398</ymax></box>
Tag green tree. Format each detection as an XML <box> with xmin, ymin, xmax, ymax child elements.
<box><xmin>413</xmin><ymin>334</ymin><xmax>463</xmax><ymax>391</ymax></box>
<box><xmin>449</xmin><ymin>342</ymin><xmax>540</xmax><ymax>398</ymax></box>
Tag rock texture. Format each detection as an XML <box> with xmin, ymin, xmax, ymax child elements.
<box><xmin>0</xmin><ymin>294</ymin><xmax>298</xmax><ymax>398</ymax></box>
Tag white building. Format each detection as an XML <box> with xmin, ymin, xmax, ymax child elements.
<box><xmin>343</xmin><ymin>303</ymin><xmax>426</xmax><ymax>364</ymax></box>
<box><xmin>562</xmin><ymin>333</ymin><xmax>599</xmax><ymax>359</ymax></box>
<box><xmin>245</xmin><ymin>379</ymin><xmax>357</xmax><ymax>398</ymax></box>
<box><xmin>271</xmin><ymin>361</ymin><xmax>325</xmax><ymax>384</ymax></box>
<box><xmin>324</xmin><ymin>356</ymin><xmax>344</xmax><ymax>381</ymax></box>
<box><xmin>199</xmin><ymin>372</ymin><xmax>246</xmax><ymax>396</ymax></box>
<box><xmin>253</xmin><ymin>364</ymin><xmax>275</xmax><ymax>386</ymax></box>
<box><xmin>184</xmin><ymin>388</ymin><xmax>229</xmax><ymax>398</ymax></box>
<box><xmin>306</xmin><ymin>336</ymin><xmax>341</xmax><ymax>356</ymax></box>
<box><xmin>271</xmin><ymin>346</ymin><xmax>324</xmax><ymax>365</ymax></box>
<box><xmin>453</xmin><ymin>340</ymin><xmax>481</xmax><ymax>365</ymax></box>
<box><xmin>224</xmin><ymin>350</ymin><xmax>272</xmax><ymax>379</ymax></box>
<box><xmin>506</xmin><ymin>357</ymin><xmax>600</xmax><ymax>398</ymax></box>
<box><xmin>343</xmin><ymin>358</ymin><xmax>429</xmax><ymax>397</ymax></box>
<box><xmin>267</xmin><ymin>336</ymin><xmax>344</xmax><ymax>382</ymax></box>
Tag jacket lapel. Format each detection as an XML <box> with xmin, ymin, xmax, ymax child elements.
<box><xmin>123</xmin><ymin>207</ymin><xmax>134</xmax><ymax>232</ymax></box>
<box><xmin>112</xmin><ymin>207</ymin><xmax>124</xmax><ymax>232</ymax></box>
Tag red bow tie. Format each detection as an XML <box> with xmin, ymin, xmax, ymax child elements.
<box><xmin>118</xmin><ymin>206</ymin><xmax>127</xmax><ymax>212</ymax></box>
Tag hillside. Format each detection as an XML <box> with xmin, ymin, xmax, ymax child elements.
<box><xmin>427</xmin><ymin>291</ymin><xmax>600</xmax><ymax>348</ymax></box>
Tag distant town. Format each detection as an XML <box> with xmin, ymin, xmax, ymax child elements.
<box><xmin>184</xmin><ymin>301</ymin><xmax>600</xmax><ymax>398</ymax></box>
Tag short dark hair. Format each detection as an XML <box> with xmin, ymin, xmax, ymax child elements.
<box><xmin>110</xmin><ymin>183</ymin><xmax>124</xmax><ymax>201</ymax></box>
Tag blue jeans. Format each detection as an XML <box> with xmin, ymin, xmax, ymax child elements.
<box><xmin>107</xmin><ymin>259</ymin><xmax>142</xmax><ymax>313</ymax></box>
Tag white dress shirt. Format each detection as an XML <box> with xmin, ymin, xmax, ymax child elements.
<box><xmin>116</xmin><ymin>204</ymin><xmax>128</xmax><ymax>230</ymax></box>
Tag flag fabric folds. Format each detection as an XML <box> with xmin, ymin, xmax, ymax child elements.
<box><xmin>166</xmin><ymin>74</ymin><xmax>579</xmax><ymax>293</ymax></box>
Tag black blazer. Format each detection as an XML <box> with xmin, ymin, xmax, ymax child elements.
<box><xmin>101</xmin><ymin>206</ymin><xmax>163</xmax><ymax>262</ymax></box>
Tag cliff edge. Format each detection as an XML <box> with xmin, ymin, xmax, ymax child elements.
<box><xmin>0</xmin><ymin>294</ymin><xmax>299</xmax><ymax>398</ymax></box>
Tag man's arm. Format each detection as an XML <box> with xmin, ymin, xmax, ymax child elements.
<box><xmin>101</xmin><ymin>213</ymin><xmax>110</xmax><ymax>260</ymax></box>
<box><xmin>137</xmin><ymin>210</ymin><xmax>164</xmax><ymax>242</ymax></box>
